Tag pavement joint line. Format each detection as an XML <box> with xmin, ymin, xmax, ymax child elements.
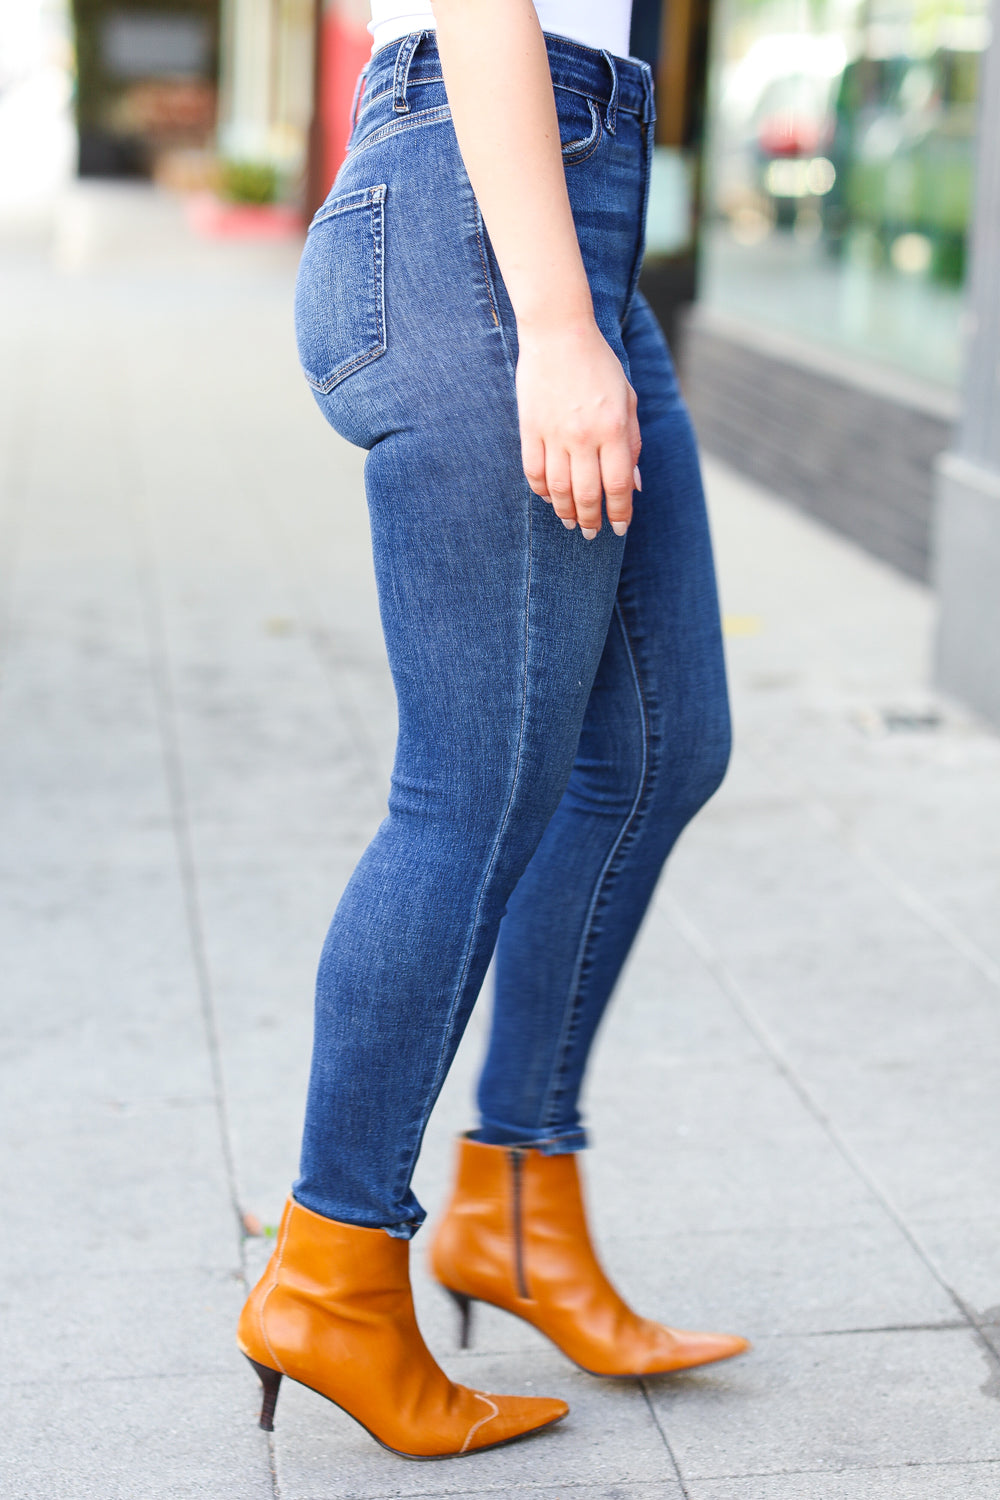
<box><xmin>339</xmin><ymin>1483</ymin><xmax>692</xmax><ymax>1500</ymax></box>
<box><xmin>113</xmin><ymin>326</ymin><xmax>284</xmax><ymax>1500</ymax></box>
<box><xmin>681</xmin><ymin>1455</ymin><xmax>1000</xmax><ymax>1481</ymax></box>
<box><xmin>771</xmin><ymin>1321</ymin><xmax>971</xmax><ymax>1336</ymax></box>
<box><xmin>0</xmin><ymin>1368</ymin><xmax>249</xmax><ymax>1390</ymax></box>
<box><xmin>389</xmin><ymin>1320</ymin><xmax>971</xmax><ymax>1352</ymax></box>
<box><xmin>267</xmin><ymin>1428</ymin><xmax>283</xmax><ymax>1500</ymax></box>
<box><xmin>113</xmin><ymin>340</ymin><xmax>247</xmax><ymax>1268</ymax></box>
<box><xmin>0</xmin><ymin>306</ymin><xmax>36</xmax><ymax>691</ymax></box>
<box><xmin>660</xmin><ymin>891</ymin><xmax>1000</xmax><ymax>1382</ymax></box>
<box><xmin>639</xmin><ymin>1379</ymin><xmax>692</xmax><ymax>1499</ymax></box>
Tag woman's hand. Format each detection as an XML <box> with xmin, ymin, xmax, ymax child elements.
<box><xmin>516</xmin><ymin>319</ymin><xmax>641</xmax><ymax>536</ymax></box>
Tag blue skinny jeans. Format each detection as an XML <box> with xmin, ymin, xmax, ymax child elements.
<box><xmin>292</xmin><ymin>32</ymin><xmax>731</xmax><ymax>1236</ymax></box>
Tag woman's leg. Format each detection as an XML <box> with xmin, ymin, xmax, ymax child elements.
<box><xmin>476</xmin><ymin>292</ymin><xmax>731</xmax><ymax>1147</ymax></box>
<box><xmin>293</xmin><ymin>341</ymin><xmax>631</xmax><ymax>1235</ymax></box>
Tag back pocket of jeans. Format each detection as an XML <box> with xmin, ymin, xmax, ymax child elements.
<box><xmin>295</xmin><ymin>184</ymin><xmax>387</xmax><ymax>395</ymax></box>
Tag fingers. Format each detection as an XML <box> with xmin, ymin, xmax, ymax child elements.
<box><xmin>600</xmin><ymin>439</ymin><xmax>635</xmax><ymax>536</ymax></box>
<box><xmin>523</xmin><ymin>440</ymin><xmax>642</xmax><ymax>536</ymax></box>
<box><xmin>517</xmin><ymin>356</ymin><xmax>642</xmax><ymax>537</ymax></box>
<box><xmin>545</xmin><ymin>449</ymin><xmax>577</xmax><ymax>530</ymax></box>
<box><xmin>568</xmin><ymin>386</ymin><xmax>640</xmax><ymax>538</ymax></box>
<box><xmin>570</xmin><ymin>449</ymin><xmax>603</xmax><ymax>537</ymax></box>
<box><xmin>521</xmin><ymin>431</ymin><xmax>550</xmax><ymax>501</ymax></box>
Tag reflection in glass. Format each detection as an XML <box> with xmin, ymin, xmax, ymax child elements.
<box><xmin>695</xmin><ymin>0</ymin><xmax>986</xmax><ymax>385</ymax></box>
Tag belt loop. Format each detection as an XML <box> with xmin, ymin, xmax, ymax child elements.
<box><xmin>349</xmin><ymin>67</ymin><xmax>366</xmax><ymax>128</ymax></box>
<box><xmin>601</xmin><ymin>50</ymin><xmax>619</xmax><ymax>134</ymax></box>
<box><xmin>393</xmin><ymin>30</ymin><xmax>424</xmax><ymax>114</ymax></box>
<box><xmin>643</xmin><ymin>61</ymin><xmax>657</xmax><ymax>125</ymax></box>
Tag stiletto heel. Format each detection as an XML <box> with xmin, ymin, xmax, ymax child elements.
<box><xmin>444</xmin><ymin>1286</ymin><xmax>473</xmax><ymax>1349</ymax></box>
<box><xmin>245</xmin><ymin>1354</ymin><xmax>283</xmax><ymax>1431</ymax></box>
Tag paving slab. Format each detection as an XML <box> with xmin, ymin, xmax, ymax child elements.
<box><xmin>658</xmin><ymin>812</ymin><xmax>1000</xmax><ymax>1227</ymax></box>
<box><xmin>598</xmin><ymin>1219</ymin><xmax>957</xmax><ymax>1338</ymax></box>
<box><xmin>1</xmin><ymin>1103</ymin><xmax>238</xmax><ymax>1276</ymax></box>
<box><xmin>3</xmin><ymin>1267</ymin><xmax>243</xmax><ymax>1382</ymax></box>
<box><xmin>581</xmin><ymin>1060</ymin><xmax>880</xmax><ymax>1235</ymax></box>
<box><xmin>650</xmin><ymin>1328</ymin><xmax>1000</xmax><ymax>1480</ymax></box>
<box><xmin>273</xmin><ymin>1350</ymin><xmax>678</xmax><ymax>1499</ymax></box>
<box><xmin>706</xmin><ymin>462</ymin><xmax>1000</xmax><ymax>976</ymax></box>
<box><xmin>687</xmin><ymin>1462</ymin><xmax>1000</xmax><ymax>1500</ymax></box>
<box><xmin>0</xmin><ymin>1372</ymin><xmax>274</xmax><ymax>1500</ymax></box>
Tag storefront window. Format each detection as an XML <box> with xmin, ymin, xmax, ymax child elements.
<box><xmin>698</xmin><ymin>0</ymin><xmax>988</xmax><ymax>385</ymax></box>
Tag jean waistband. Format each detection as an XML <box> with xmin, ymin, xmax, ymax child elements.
<box><xmin>362</xmin><ymin>29</ymin><xmax>656</xmax><ymax>127</ymax></box>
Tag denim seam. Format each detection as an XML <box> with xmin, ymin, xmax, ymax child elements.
<box><xmin>545</xmin><ymin>33</ymin><xmax>637</xmax><ymax>66</ymax></box>
<box><xmin>309</xmin><ymin>183</ymin><xmax>385</xmax><ymax>231</ymax></box>
<box><xmin>539</xmin><ymin>599</ymin><xmax>651</xmax><ymax>1130</ymax></box>
<box><xmin>364</xmin><ymin>76</ymin><xmax>443</xmax><ymax>108</ymax></box>
<box><xmin>391</xmin><ymin>477</ymin><xmax>534</xmax><ymax>1206</ymax></box>
<box><xmin>553</xmin><ymin>80</ymin><xmax>644</xmax><ymax>116</ymax></box>
<box><xmin>478</xmin><ymin>228</ymin><xmax>518</xmax><ymax>385</ymax></box>
<box><xmin>348</xmin><ymin>105</ymin><xmax>452</xmax><ymax>160</ymax></box>
<box><xmin>621</xmin><ymin>100</ymin><xmax>656</xmax><ymax>325</ymax></box>
<box><xmin>562</xmin><ymin>98</ymin><xmax>603</xmax><ymax>165</ymax></box>
<box><xmin>472</xmin><ymin>199</ymin><xmax>500</xmax><ymax>328</ymax></box>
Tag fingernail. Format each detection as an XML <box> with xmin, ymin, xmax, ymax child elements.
<box><xmin>581</xmin><ymin>527</ymin><xmax>598</xmax><ymax>540</ymax></box>
<box><xmin>611</xmin><ymin>521</ymin><xmax>628</xmax><ymax>537</ymax></box>
<box><xmin>561</xmin><ymin>518</ymin><xmax>577</xmax><ymax>530</ymax></box>
<box><xmin>633</xmin><ymin>466</ymin><xmax>642</xmax><ymax>492</ymax></box>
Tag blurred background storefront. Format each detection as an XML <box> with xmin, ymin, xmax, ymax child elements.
<box><xmin>670</xmin><ymin>0</ymin><xmax>988</xmax><ymax>583</ymax></box>
<box><xmin>5</xmin><ymin>0</ymin><xmax>997</xmax><ymax>720</ymax></box>
<box><xmin>629</xmin><ymin>0</ymin><xmax>999</xmax><ymax>722</ymax></box>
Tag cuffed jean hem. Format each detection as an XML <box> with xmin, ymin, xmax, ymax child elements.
<box><xmin>471</xmin><ymin>1121</ymin><xmax>589</xmax><ymax>1153</ymax></box>
<box><xmin>291</xmin><ymin>1188</ymin><xmax>425</xmax><ymax>1240</ymax></box>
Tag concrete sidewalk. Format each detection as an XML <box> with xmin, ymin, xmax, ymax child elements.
<box><xmin>2</xmin><ymin>184</ymin><xmax>999</xmax><ymax>1500</ymax></box>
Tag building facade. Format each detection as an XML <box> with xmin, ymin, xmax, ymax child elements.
<box><xmin>661</xmin><ymin>0</ymin><xmax>988</xmax><ymax>584</ymax></box>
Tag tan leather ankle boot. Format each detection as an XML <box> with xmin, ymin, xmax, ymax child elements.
<box><xmin>237</xmin><ymin>1196</ymin><xmax>568</xmax><ymax>1457</ymax></box>
<box><xmin>429</xmin><ymin>1137</ymin><xmax>750</xmax><ymax>1377</ymax></box>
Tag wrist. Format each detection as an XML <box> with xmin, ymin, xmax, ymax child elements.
<box><xmin>515</xmin><ymin>304</ymin><xmax>599</xmax><ymax>343</ymax></box>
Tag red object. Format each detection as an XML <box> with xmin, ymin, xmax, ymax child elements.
<box><xmin>186</xmin><ymin>193</ymin><xmax>303</xmax><ymax>239</ymax></box>
<box><xmin>757</xmin><ymin>115</ymin><xmax>822</xmax><ymax>158</ymax></box>
<box><xmin>316</xmin><ymin>4</ymin><xmax>371</xmax><ymax>199</ymax></box>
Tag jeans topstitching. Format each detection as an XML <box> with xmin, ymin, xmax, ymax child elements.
<box><xmin>539</xmin><ymin>597</ymin><xmax>653</xmax><ymax>1132</ymax></box>
<box><xmin>390</xmin><ymin>491</ymin><xmax>535</xmax><ymax>1205</ymax></box>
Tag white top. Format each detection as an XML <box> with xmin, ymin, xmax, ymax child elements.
<box><xmin>369</xmin><ymin>3</ymin><xmax>633</xmax><ymax>60</ymax></box>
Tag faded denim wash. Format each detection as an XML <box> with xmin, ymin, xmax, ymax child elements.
<box><xmin>292</xmin><ymin>31</ymin><xmax>731</xmax><ymax>1235</ymax></box>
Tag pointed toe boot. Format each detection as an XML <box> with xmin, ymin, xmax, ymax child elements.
<box><xmin>428</xmin><ymin>1137</ymin><xmax>750</xmax><ymax>1378</ymax></box>
<box><xmin>237</xmin><ymin>1197</ymin><xmax>568</xmax><ymax>1458</ymax></box>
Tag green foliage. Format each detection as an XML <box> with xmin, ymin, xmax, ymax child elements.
<box><xmin>932</xmin><ymin>234</ymin><xmax>966</xmax><ymax>285</ymax></box>
<box><xmin>220</xmin><ymin>159</ymin><xmax>279</xmax><ymax>205</ymax></box>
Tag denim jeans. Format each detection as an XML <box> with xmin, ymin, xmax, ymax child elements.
<box><xmin>292</xmin><ymin>32</ymin><xmax>731</xmax><ymax>1235</ymax></box>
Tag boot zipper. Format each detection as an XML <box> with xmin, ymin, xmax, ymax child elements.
<box><xmin>510</xmin><ymin>1148</ymin><xmax>530</xmax><ymax>1300</ymax></box>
